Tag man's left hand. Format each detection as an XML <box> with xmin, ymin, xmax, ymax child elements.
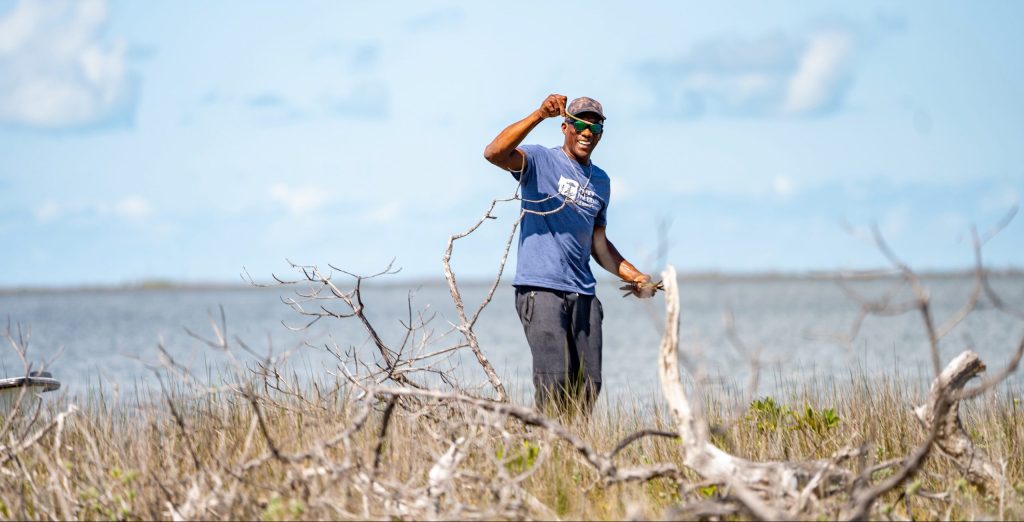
<box><xmin>619</xmin><ymin>275</ymin><xmax>663</xmax><ymax>299</ymax></box>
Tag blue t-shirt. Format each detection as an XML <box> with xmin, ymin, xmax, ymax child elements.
<box><xmin>511</xmin><ymin>145</ymin><xmax>611</xmax><ymax>295</ymax></box>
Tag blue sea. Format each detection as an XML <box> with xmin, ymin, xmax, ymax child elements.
<box><xmin>2</xmin><ymin>275</ymin><xmax>1022</xmax><ymax>401</ymax></box>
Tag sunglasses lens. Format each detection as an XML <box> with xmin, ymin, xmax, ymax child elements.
<box><xmin>572</xmin><ymin>120</ymin><xmax>603</xmax><ymax>134</ymax></box>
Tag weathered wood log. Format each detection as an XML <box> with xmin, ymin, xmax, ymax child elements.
<box><xmin>659</xmin><ymin>265</ymin><xmax>1008</xmax><ymax>520</ymax></box>
<box><xmin>658</xmin><ymin>266</ymin><xmax>850</xmax><ymax>520</ymax></box>
<box><xmin>913</xmin><ymin>350</ymin><xmax>1003</xmax><ymax>489</ymax></box>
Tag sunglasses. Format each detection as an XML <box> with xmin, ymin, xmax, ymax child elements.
<box><xmin>565</xmin><ymin>113</ymin><xmax>604</xmax><ymax>134</ymax></box>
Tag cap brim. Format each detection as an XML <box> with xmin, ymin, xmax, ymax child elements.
<box><xmin>573</xmin><ymin>111</ymin><xmax>606</xmax><ymax>121</ymax></box>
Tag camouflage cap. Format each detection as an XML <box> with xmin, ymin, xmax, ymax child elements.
<box><xmin>566</xmin><ymin>97</ymin><xmax>606</xmax><ymax>121</ymax></box>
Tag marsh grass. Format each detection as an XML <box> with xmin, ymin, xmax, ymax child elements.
<box><xmin>2</xmin><ymin>368</ymin><xmax>1022</xmax><ymax>520</ymax></box>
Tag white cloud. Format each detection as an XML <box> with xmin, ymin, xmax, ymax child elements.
<box><xmin>365</xmin><ymin>200</ymin><xmax>402</xmax><ymax>223</ymax></box>
<box><xmin>33</xmin><ymin>200</ymin><xmax>61</xmax><ymax>223</ymax></box>
<box><xmin>610</xmin><ymin>177</ymin><xmax>631</xmax><ymax>202</ymax></box>
<box><xmin>0</xmin><ymin>0</ymin><xmax>136</xmax><ymax>129</ymax></box>
<box><xmin>772</xmin><ymin>175</ymin><xmax>795</xmax><ymax>197</ymax></box>
<box><xmin>782</xmin><ymin>31</ymin><xmax>854</xmax><ymax>114</ymax></box>
<box><xmin>114</xmin><ymin>195</ymin><xmax>152</xmax><ymax>221</ymax></box>
<box><xmin>937</xmin><ymin>212</ymin><xmax>968</xmax><ymax>236</ymax></box>
<box><xmin>269</xmin><ymin>183</ymin><xmax>328</xmax><ymax>215</ymax></box>
<box><xmin>881</xmin><ymin>206</ymin><xmax>909</xmax><ymax>238</ymax></box>
<box><xmin>979</xmin><ymin>186</ymin><xmax>1020</xmax><ymax>213</ymax></box>
<box><xmin>634</xmin><ymin>20</ymin><xmax>876</xmax><ymax>118</ymax></box>
<box><xmin>33</xmin><ymin>195</ymin><xmax>153</xmax><ymax>223</ymax></box>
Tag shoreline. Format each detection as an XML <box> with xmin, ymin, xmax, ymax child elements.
<box><xmin>2</xmin><ymin>267</ymin><xmax>1022</xmax><ymax>295</ymax></box>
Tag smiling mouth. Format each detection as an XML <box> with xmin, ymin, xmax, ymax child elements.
<box><xmin>576</xmin><ymin>138</ymin><xmax>592</xmax><ymax>148</ymax></box>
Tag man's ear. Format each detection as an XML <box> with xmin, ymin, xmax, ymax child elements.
<box><xmin>560</xmin><ymin>122</ymin><xmax>568</xmax><ymax>135</ymax></box>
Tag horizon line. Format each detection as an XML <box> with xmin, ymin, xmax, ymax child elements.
<box><xmin>3</xmin><ymin>266</ymin><xmax>1022</xmax><ymax>294</ymax></box>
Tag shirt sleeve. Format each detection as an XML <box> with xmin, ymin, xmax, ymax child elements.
<box><xmin>511</xmin><ymin>144</ymin><xmax>543</xmax><ymax>185</ymax></box>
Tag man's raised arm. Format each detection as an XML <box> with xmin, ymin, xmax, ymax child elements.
<box><xmin>483</xmin><ymin>94</ymin><xmax>566</xmax><ymax>172</ymax></box>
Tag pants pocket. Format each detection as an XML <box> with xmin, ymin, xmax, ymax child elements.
<box><xmin>516</xmin><ymin>290</ymin><xmax>536</xmax><ymax>327</ymax></box>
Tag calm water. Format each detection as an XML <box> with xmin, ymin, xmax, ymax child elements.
<box><xmin>2</xmin><ymin>276</ymin><xmax>1023</xmax><ymax>400</ymax></box>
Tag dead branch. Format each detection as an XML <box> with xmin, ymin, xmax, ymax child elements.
<box><xmin>913</xmin><ymin>350</ymin><xmax>1003</xmax><ymax>489</ymax></box>
<box><xmin>441</xmin><ymin>195</ymin><xmax>520</xmax><ymax>401</ymax></box>
<box><xmin>657</xmin><ymin>265</ymin><xmax>1019</xmax><ymax>520</ymax></box>
<box><xmin>369</xmin><ymin>386</ymin><xmax>689</xmax><ymax>487</ymax></box>
<box><xmin>0</xmin><ymin>405</ymin><xmax>78</xmax><ymax>466</ymax></box>
<box><xmin>660</xmin><ymin>266</ymin><xmax>852</xmax><ymax>499</ymax></box>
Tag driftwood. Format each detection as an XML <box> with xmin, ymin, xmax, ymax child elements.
<box><xmin>656</xmin><ymin>263</ymin><xmax>1020</xmax><ymax>520</ymax></box>
<box><xmin>913</xmin><ymin>351</ymin><xmax>1003</xmax><ymax>489</ymax></box>
<box><xmin>659</xmin><ymin>265</ymin><xmax>850</xmax><ymax>519</ymax></box>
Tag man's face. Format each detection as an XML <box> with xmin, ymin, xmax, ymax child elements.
<box><xmin>561</xmin><ymin>112</ymin><xmax>603</xmax><ymax>163</ymax></box>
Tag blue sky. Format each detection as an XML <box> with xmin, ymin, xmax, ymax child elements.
<box><xmin>0</xmin><ymin>0</ymin><xmax>1022</xmax><ymax>286</ymax></box>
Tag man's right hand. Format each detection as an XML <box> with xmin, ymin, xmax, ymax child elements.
<box><xmin>537</xmin><ymin>94</ymin><xmax>567</xmax><ymax>119</ymax></box>
<box><xmin>484</xmin><ymin>94</ymin><xmax>565</xmax><ymax>172</ymax></box>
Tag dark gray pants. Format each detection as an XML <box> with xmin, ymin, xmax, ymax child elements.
<box><xmin>514</xmin><ymin>286</ymin><xmax>603</xmax><ymax>414</ymax></box>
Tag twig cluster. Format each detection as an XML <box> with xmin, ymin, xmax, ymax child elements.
<box><xmin>1</xmin><ymin>197</ymin><xmax>1021</xmax><ymax>520</ymax></box>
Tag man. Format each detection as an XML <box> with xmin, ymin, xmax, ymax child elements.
<box><xmin>483</xmin><ymin>94</ymin><xmax>658</xmax><ymax>414</ymax></box>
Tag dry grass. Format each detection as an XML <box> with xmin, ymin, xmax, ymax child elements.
<box><xmin>2</xmin><ymin>367</ymin><xmax>1021</xmax><ymax>521</ymax></box>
